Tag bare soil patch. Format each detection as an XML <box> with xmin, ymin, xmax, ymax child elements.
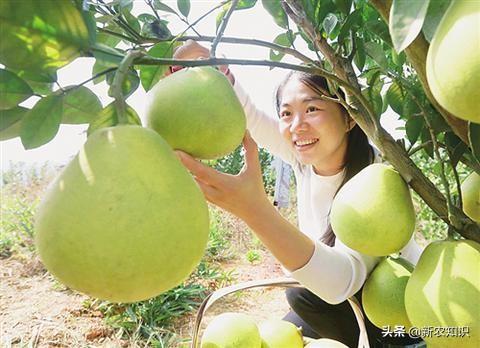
<box><xmin>0</xmin><ymin>247</ymin><xmax>289</xmax><ymax>347</ymax></box>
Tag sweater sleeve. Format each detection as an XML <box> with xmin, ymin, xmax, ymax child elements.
<box><xmin>286</xmin><ymin>235</ymin><xmax>424</xmax><ymax>305</ymax></box>
<box><xmin>286</xmin><ymin>239</ymin><xmax>380</xmax><ymax>305</ymax></box>
<box><xmin>233</xmin><ymin>81</ymin><xmax>297</xmax><ymax>165</ymax></box>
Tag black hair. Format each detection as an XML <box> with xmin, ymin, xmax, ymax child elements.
<box><xmin>275</xmin><ymin>71</ymin><xmax>374</xmax><ymax>247</ymax></box>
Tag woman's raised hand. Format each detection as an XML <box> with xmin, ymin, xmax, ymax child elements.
<box><xmin>175</xmin><ymin>132</ymin><xmax>271</xmax><ymax>220</ymax></box>
<box><xmin>167</xmin><ymin>40</ymin><xmax>232</xmax><ymax>82</ymax></box>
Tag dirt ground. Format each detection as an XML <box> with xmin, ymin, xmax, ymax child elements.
<box><xmin>0</xmin><ymin>248</ymin><xmax>289</xmax><ymax>347</ymax></box>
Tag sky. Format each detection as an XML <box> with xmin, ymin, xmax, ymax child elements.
<box><xmin>0</xmin><ymin>0</ymin><xmax>403</xmax><ymax>173</ymax></box>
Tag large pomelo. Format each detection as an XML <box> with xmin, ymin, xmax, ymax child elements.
<box><xmin>405</xmin><ymin>240</ymin><xmax>480</xmax><ymax>347</ymax></box>
<box><xmin>35</xmin><ymin>126</ymin><xmax>210</xmax><ymax>303</ymax></box>
<box><xmin>330</xmin><ymin>163</ymin><xmax>415</xmax><ymax>256</ymax></box>
<box><xmin>362</xmin><ymin>257</ymin><xmax>413</xmax><ymax>330</ymax></box>
<box><xmin>426</xmin><ymin>0</ymin><xmax>480</xmax><ymax>123</ymax></box>
<box><xmin>461</xmin><ymin>172</ymin><xmax>480</xmax><ymax>222</ymax></box>
<box><xmin>258</xmin><ymin>319</ymin><xmax>303</xmax><ymax>348</ymax></box>
<box><xmin>146</xmin><ymin>67</ymin><xmax>246</xmax><ymax>159</ymax></box>
<box><xmin>201</xmin><ymin>312</ymin><xmax>262</xmax><ymax>348</ymax></box>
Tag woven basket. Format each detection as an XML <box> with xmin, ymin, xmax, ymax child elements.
<box><xmin>190</xmin><ymin>277</ymin><xmax>370</xmax><ymax>348</ymax></box>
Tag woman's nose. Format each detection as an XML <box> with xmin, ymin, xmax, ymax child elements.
<box><xmin>290</xmin><ymin>113</ymin><xmax>307</xmax><ymax>133</ymax></box>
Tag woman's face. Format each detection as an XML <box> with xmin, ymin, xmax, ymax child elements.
<box><xmin>278</xmin><ymin>77</ymin><xmax>354</xmax><ymax>175</ymax></box>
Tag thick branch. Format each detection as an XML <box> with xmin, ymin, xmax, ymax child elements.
<box><xmin>284</xmin><ymin>0</ymin><xmax>480</xmax><ymax>241</ymax></box>
<box><xmin>135</xmin><ymin>56</ymin><xmax>348</xmax><ymax>88</ymax></box>
<box><xmin>369</xmin><ymin>0</ymin><xmax>470</xmax><ymax>145</ymax></box>
<box><xmin>171</xmin><ymin>35</ymin><xmax>317</xmax><ymax>65</ymax></box>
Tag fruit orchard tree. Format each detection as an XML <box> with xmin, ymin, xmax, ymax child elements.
<box><xmin>0</xmin><ymin>0</ymin><xmax>479</xmax><ymax>242</ymax></box>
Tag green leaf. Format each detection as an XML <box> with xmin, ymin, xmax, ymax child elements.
<box><xmin>389</xmin><ymin>0</ymin><xmax>430</xmax><ymax>52</ymax></box>
<box><xmin>217</xmin><ymin>0</ymin><xmax>257</xmax><ymax>29</ymax></box>
<box><xmin>386</xmin><ymin>81</ymin><xmax>404</xmax><ymax>115</ymax></box>
<box><xmin>96</xmin><ymin>25</ymin><xmax>122</xmax><ymax>47</ymax></box>
<box><xmin>0</xmin><ymin>69</ymin><xmax>33</xmax><ymax>110</ymax></box>
<box><xmin>0</xmin><ymin>0</ymin><xmax>92</xmax><ymax>73</ymax></box>
<box><xmin>153</xmin><ymin>1</ymin><xmax>177</xmax><ymax>14</ymax></box>
<box><xmin>177</xmin><ymin>0</ymin><xmax>190</xmax><ymax>17</ymax></box>
<box><xmin>92</xmin><ymin>43</ymin><xmax>124</xmax><ymax>65</ymax></box>
<box><xmin>405</xmin><ymin>115</ymin><xmax>423</xmax><ymax>144</ymax></box>
<box><xmin>364</xmin><ymin>42</ymin><xmax>388</xmax><ymax>70</ymax></box>
<box><xmin>365</xmin><ymin>20</ymin><xmax>393</xmax><ymax>46</ymax></box>
<box><xmin>422</xmin><ymin>0</ymin><xmax>451</xmax><ymax>42</ymax></box>
<box><xmin>0</xmin><ymin>106</ymin><xmax>28</xmax><ymax>140</ymax></box>
<box><xmin>323</xmin><ymin>13</ymin><xmax>339</xmax><ymax>36</ymax></box>
<box><xmin>420</xmin><ymin>127</ymin><xmax>434</xmax><ymax>158</ymax></box>
<box><xmin>142</xmin><ymin>20</ymin><xmax>172</xmax><ymax>40</ymax></box>
<box><xmin>426</xmin><ymin>108</ymin><xmax>450</xmax><ymax>134</ymax></box>
<box><xmin>87</xmin><ymin>102</ymin><xmax>141</xmax><ymax>136</ymax></box>
<box><xmin>20</xmin><ymin>95</ymin><xmax>63</xmax><ymax>149</ymax></box>
<box><xmin>391</xmin><ymin>49</ymin><xmax>406</xmax><ymax>67</ymax></box>
<box><xmin>236</xmin><ymin>0</ymin><xmax>258</xmax><ymax>10</ymax></box>
<box><xmin>140</xmin><ymin>42</ymin><xmax>175</xmax><ymax>92</ymax></box>
<box><xmin>315</xmin><ymin>0</ymin><xmax>336</xmax><ymax>29</ymax></box>
<box><xmin>269</xmin><ymin>32</ymin><xmax>293</xmax><ymax>62</ymax></box>
<box><xmin>122</xmin><ymin>10</ymin><xmax>141</xmax><ymax>34</ymax></box>
<box><xmin>445</xmin><ymin>132</ymin><xmax>468</xmax><ymax>167</ymax></box>
<box><xmin>362</xmin><ymin>87</ymin><xmax>383</xmax><ymax>118</ymax></box>
<box><xmin>338</xmin><ymin>10</ymin><xmax>362</xmax><ymax>44</ymax></box>
<box><xmin>107</xmin><ymin>68</ymin><xmax>140</xmax><ymax>99</ymax></box>
<box><xmin>261</xmin><ymin>0</ymin><xmax>288</xmax><ymax>29</ymax></box>
<box><xmin>353</xmin><ymin>36</ymin><xmax>366</xmax><ymax>71</ymax></box>
<box><xmin>13</xmin><ymin>70</ymin><xmax>57</xmax><ymax>95</ymax></box>
<box><xmin>61</xmin><ymin>86</ymin><xmax>102</xmax><ymax>124</ymax></box>
<box><xmin>333</xmin><ymin>0</ymin><xmax>352</xmax><ymax>15</ymax></box>
<box><xmin>469</xmin><ymin>122</ymin><xmax>480</xmax><ymax>164</ymax></box>
<box><xmin>402</xmin><ymin>97</ymin><xmax>420</xmax><ymax>120</ymax></box>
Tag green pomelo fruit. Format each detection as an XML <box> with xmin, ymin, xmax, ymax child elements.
<box><xmin>426</xmin><ymin>0</ymin><xmax>480</xmax><ymax>123</ymax></box>
<box><xmin>461</xmin><ymin>172</ymin><xmax>480</xmax><ymax>222</ymax></box>
<box><xmin>330</xmin><ymin>163</ymin><xmax>415</xmax><ymax>256</ymax></box>
<box><xmin>362</xmin><ymin>257</ymin><xmax>414</xmax><ymax>330</ymax></box>
<box><xmin>304</xmin><ymin>338</ymin><xmax>348</xmax><ymax>348</ymax></box>
<box><xmin>35</xmin><ymin>126</ymin><xmax>210</xmax><ymax>303</ymax></box>
<box><xmin>405</xmin><ymin>240</ymin><xmax>480</xmax><ymax>347</ymax></box>
<box><xmin>146</xmin><ymin>67</ymin><xmax>246</xmax><ymax>159</ymax></box>
<box><xmin>258</xmin><ymin>319</ymin><xmax>303</xmax><ymax>348</ymax></box>
<box><xmin>201</xmin><ymin>312</ymin><xmax>262</xmax><ymax>348</ymax></box>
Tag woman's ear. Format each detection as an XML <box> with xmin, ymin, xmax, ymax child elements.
<box><xmin>346</xmin><ymin>117</ymin><xmax>356</xmax><ymax>132</ymax></box>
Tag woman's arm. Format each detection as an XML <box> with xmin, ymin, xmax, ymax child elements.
<box><xmin>176</xmin><ymin>133</ymin><xmax>379</xmax><ymax>304</ymax></box>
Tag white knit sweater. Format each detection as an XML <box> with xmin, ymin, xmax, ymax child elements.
<box><xmin>233</xmin><ymin>82</ymin><xmax>424</xmax><ymax>304</ymax></box>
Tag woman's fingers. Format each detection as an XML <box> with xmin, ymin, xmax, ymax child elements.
<box><xmin>173</xmin><ymin>39</ymin><xmax>209</xmax><ymax>60</ymax></box>
<box><xmin>193</xmin><ymin>177</ymin><xmax>220</xmax><ymax>202</ymax></box>
<box><xmin>175</xmin><ymin>151</ymin><xmax>223</xmax><ymax>186</ymax></box>
<box><xmin>242</xmin><ymin>131</ymin><xmax>262</xmax><ymax>174</ymax></box>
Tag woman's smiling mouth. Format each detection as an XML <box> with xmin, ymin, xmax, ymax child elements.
<box><xmin>294</xmin><ymin>138</ymin><xmax>319</xmax><ymax>151</ymax></box>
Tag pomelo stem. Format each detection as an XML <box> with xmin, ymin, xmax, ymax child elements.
<box><xmin>110</xmin><ymin>50</ymin><xmax>144</xmax><ymax>124</ymax></box>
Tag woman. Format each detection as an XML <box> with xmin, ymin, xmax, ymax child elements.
<box><xmin>171</xmin><ymin>40</ymin><xmax>423</xmax><ymax>347</ymax></box>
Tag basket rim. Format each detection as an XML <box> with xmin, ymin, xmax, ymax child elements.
<box><xmin>190</xmin><ymin>277</ymin><xmax>370</xmax><ymax>348</ymax></box>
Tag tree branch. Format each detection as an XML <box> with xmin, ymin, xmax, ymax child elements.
<box><xmin>283</xmin><ymin>0</ymin><xmax>480</xmax><ymax>241</ymax></box>
<box><xmin>211</xmin><ymin>0</ymin><xmax>239</xmax><ymax>57</ymax></box>
<box><xmin>368</xmin><ymin>0</ymin><xmax>470</xmax><ymax>145</ymax></box>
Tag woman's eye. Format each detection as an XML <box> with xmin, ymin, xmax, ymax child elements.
<box><xmin>280</xmin><ymin>111</ymin><xmax>291</xmax><ymax>118</ymax></box>
<box><xmin>307</xmin><ymin>106</ymin><xmax>319</xmax><ymax>113</ymax></box>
